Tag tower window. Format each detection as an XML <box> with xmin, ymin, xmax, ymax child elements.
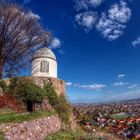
<box><xmin>40</xmin><ymin>61</ymin><xmax>49</xmax><ymax>73</ymax></box>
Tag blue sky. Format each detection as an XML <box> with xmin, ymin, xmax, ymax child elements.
<box><xmin>21</xmin><ymin>0</ymin><xmax>140</xmax><ymax>103</ymax></box>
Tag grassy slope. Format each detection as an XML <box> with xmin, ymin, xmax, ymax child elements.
<box><xmin>0</xmin><ymin>132</ymin><xmax>5</xmax><ymax>140</ymax></box>
<box><xmin>0</xmin><ymin>109</ymin><xmax>56</xmax><ymax>124</ymax></box>
<box><xmin>46</xmin><ymin>130</ymin><xmax>106</xmax><ymax>140</ymax></box>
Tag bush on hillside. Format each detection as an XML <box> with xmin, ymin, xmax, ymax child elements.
<box><xmin>43</xmin><ymin>82</ymin><xmax>59</xmax><ymax>106</ymax></box>
<box><xmin>55</xmin><ymin>94</ymin><xmax>72</xmax><ymax>124</ymax></box>
<box><xmin>44</xmin><ymin>82</ymin><xmax>72</xmax><ymax>124</ymax></box>
<box><xmin>14</xmin><ymin>78</ymin><xmax>45</xmax><ymax>103</ymax></box>
<box><xmin>8</xmin><ymin>77</ymin><xmax>19</xmax><ymax>94</ymax></box>
<box><xmin>0</xmin><ymin>80</ymin><xmax>8</xmax><ymax>92</ymax></box>
<box><xmin>0</xmin><ymin>77</ymin><xmax>19</xmax><ymax>94</ymax></box>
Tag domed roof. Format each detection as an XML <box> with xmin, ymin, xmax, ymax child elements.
<box><xmin>32</xmin><ymin>47</ymin><xmax>56</xmax><ymax>61</ymax></box>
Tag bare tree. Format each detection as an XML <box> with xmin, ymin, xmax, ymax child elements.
<box><xmin>0</xmin><ymin>2</ymin><xmax>51</xmax><ymax>79</ymax></box>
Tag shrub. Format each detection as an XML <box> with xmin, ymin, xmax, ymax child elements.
<box><xmin>0</xmin><ymin>78</ymin><xmax>19</xmax><ymax>94</ymax></box>
<box><xmin>44</xmin><ymin>83</ymin><xmax>72</xmax><ymax>124</ymax></box>
<box><xmin>55</xmin><ymin>95</ymin><xmax>72</xmax><ymax>124</ymax></box>
<box><xmin>8</xmin><ymin>77</ymin><xmax>19</xmax><ymax>94</ymax></box>
<box><xmin>0</xmin><ymin>80</ymin><xmax>8</xmax><ymax>92</ymax></box>
<box><xmin>43</xmin><ymin>82</ymin><xmax>59</xmax><ymax>106</ymax></box>
<box><xmin>14</xmin><ymin>78</ymin><xmax>44</xmax><ymax>103</ymax></box>
<box><xmin>0</xmin><ymin>132</ymin><xmax>5</xmax><ymax>140</ymax></box>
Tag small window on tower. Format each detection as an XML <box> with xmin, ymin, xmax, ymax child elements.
<box><xmin>40</xmin><ymin>61</ymin><xmax>49</xmax><ymax>73</ymax></box>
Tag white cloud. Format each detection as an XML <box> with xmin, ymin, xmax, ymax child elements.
<box><xmin>24</xmin><ymin>0</ymin><xmax>31</xmax><ymax>4</ymax></box>
<box><xmin>74</xmin><ymin>0</ymin><xmax>104</xmax><ymax>11</ymax></box>
<box><xmin>128</xmin><ymin>84</ymin><xmax>139</xmax><ymax>89</ymax></box>
<box><xmin>96</xmin><ymin>1</ymin><xmax>131</xmax><ymax>41</ymax></box>
<box><xmin>106</xmin><ymin>89</ymin><xmax>140</xmax><ymax>102</ymax></box>
<box><xmin>117</xmin><ymin>74</ymin><xmax>126</xmax><ymax>79</ymax></box>
<box><xmin>76</xmin><ymin>84</ymin><xmax>106</xmax><ymax>90</ymax></box>
<box><xmin>108</xmin><ymin>1</ymin><xmax>131</xmax><ymax>23</ymax></box>
<box><xmin>73</xmin><ymin>0</ymin><xmax>131</xmax><ymax>40</ymax></box>
<box><xmin>75</xmin><ymin>12</ymin><xmax>97</xmax><ymax>32</ymax></box>
<box><xmin>58</xmin><ymin>50</ymin><xmax>64</xmax><ymax>54</ymax></box>
<box><xmin>90</xmin><ymin>0</ymin><xmax>104</xmax><ymax>7</ymax></box>
<box><xmin>66</xmin><ymin>82</ymin><xmax>106</xmax><ymax>90</ymax></box>
<box><xmin>132</xmin><ymin>36</ymin><xmax>140</xmax><ymax>47</ymax></box>
<box><xmin>113</xmin><ymin>82</ymin><xmax>129</xmax><ymax>86</ymax></box>
<box><xmin>96</xmin><ymin>14</ymin><xmax>125</xmax><ymax>40</ymax></box>
<box><xmin>66</xmin><ymin>82</ymin><xmax>73</xmax><ymax>87</ymax></box>
<box><xmin>50</xmin><ymin>37</ymin><xmax>61</xmax><ymax>49</ymax></box>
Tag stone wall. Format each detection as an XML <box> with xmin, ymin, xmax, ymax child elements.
<box><xmin>29</xmin><ymin>76</ymin><xmax>66</xmax><ymax>96</ymax></box>
<box><xmin>34</xmin><ymin>98</ymin><xmax>53</xmax><ymax>112</ymax></box>
<box><xmin>3</xmin><ymin>76</ymin><xmax>66</xmax><ymax>112</ymax></box>
<box><xmin>5</xmin><ymin>76</ymin><xmax>66</xmax><ymax>96</ymax></box>
<box><xmin>0</xmin><ymin>115</ymin><xmax>61</xmax><ymax>140</ymax></box>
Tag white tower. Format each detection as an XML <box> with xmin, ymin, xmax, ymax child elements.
<box><xmin>31</xmin><ymin>47</ymin><xmax>57</xmax><ymax>78</ymax></box>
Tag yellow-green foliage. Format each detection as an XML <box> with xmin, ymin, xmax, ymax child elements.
<box><xmin>13</xmin><ymin>78</ymin><xmax>45</xmax><ymax>103</ymax></box>
<box><xmin>0</xmin><ymin>80</ymin><xmax>8</xmax><ymax>92</ymax></box>
<box><xmin>44</xmin><ymin>83</ymin><xmax>72</xmax><ymax>124</ymax></box>
<box><xmin>55</xmin><ymin>94</ymin><xmax>72</xmax><ymax>124</ymax></box>
<box><xmin>0</xmin><ymin>132</ymin><xmax>5</xmax><ymax>140</ymax></box>
<box><xmin>43</xmin><ymin>82</ymin><xmax>59</xmax><ymax>106</ymax></box>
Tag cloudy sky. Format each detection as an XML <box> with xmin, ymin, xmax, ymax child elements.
<box><xmin>22</xmin><ymin>0</ymin><xmax>140</xmax><ymax>103</ymax></box>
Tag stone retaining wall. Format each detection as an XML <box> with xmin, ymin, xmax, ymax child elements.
<box><xmin>34</xmin><ymin>98</ymin><xmax>53</xmax><ymax>112</ymax></box>
<box><xmin>29</xmin><ymin>76</ymin><xmax>66</xmax><ymax>96</ymax></box>
<box><xmin>0</xmin><ymin>115</ymin><xmax>61</xmax><ymax>140</ymax></box>
<box><xmin>5</xmin><ymin>76</ymin><xmax>66</xmax><ymax>96</ymax></box>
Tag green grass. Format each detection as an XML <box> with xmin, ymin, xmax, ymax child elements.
<box><xmin>46</xmin><ymin>130</ymin><xmax>106</xmax><ymax>140</ymax></box>
<box><xmin>0</xmin><ymin>132</ymin><xmax>5</xmax><ymax>140</ymax></box>
<box><xmin>0</xmin><ymin>110</ymin><xmax>56</xmax><ymax>124</ymax></box>
<box><xmin>0</xmin><ymin>108</ymin><xmax>16</xmax><ymax>115</ymax></box>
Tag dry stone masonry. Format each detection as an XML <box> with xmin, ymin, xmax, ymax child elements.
<box><xmin>29</xmin><ymin>76</ymin><xmax>66</xmax><ymax>96</ymax></box>
<box><xmin>0</xmin><ymin>115</ymin><xmax>61</xmax><ymax>140</ymax></box>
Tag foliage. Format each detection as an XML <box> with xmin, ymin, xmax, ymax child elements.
<box><xmin>0</xmin><ymin>110</ymin><xmax>56</xmax><ymax>124</ymax></box>
<box><xmin>0</xmin><ymin>78</ymin><xmax>19</xmax><ymax>93</ymax></box>
<box><xmin>44</xmin><ymin>83</ymin><xmax>72</xmax><ymax>124</ymax></box>
<box><xmin>8</xmin><ymin>77</ymin><xmax>19</xmax><ymax>94</ymax></box>
<box><xmin>43</xmin><ymin>82</ymin><xmax>59</xmax><ymax>106</ymax></box>
<box><xmin>0</xmin><ymin>80</ymin><xmax>8</xmax><ymax>92</ymax></box>
<box><xmin>55</xmin><ymin>95</ymin><xmax>72</xmax><ymax>124</ymax></box>
<box><xmin>14</xmin><ymin>78</ymin><xmax>45</xmax><ymax>103</ymax></box>
<box><xmin>0</xmin><ymin>132</ymin><xmax>5</xmax><ymax>140</ymax></box>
